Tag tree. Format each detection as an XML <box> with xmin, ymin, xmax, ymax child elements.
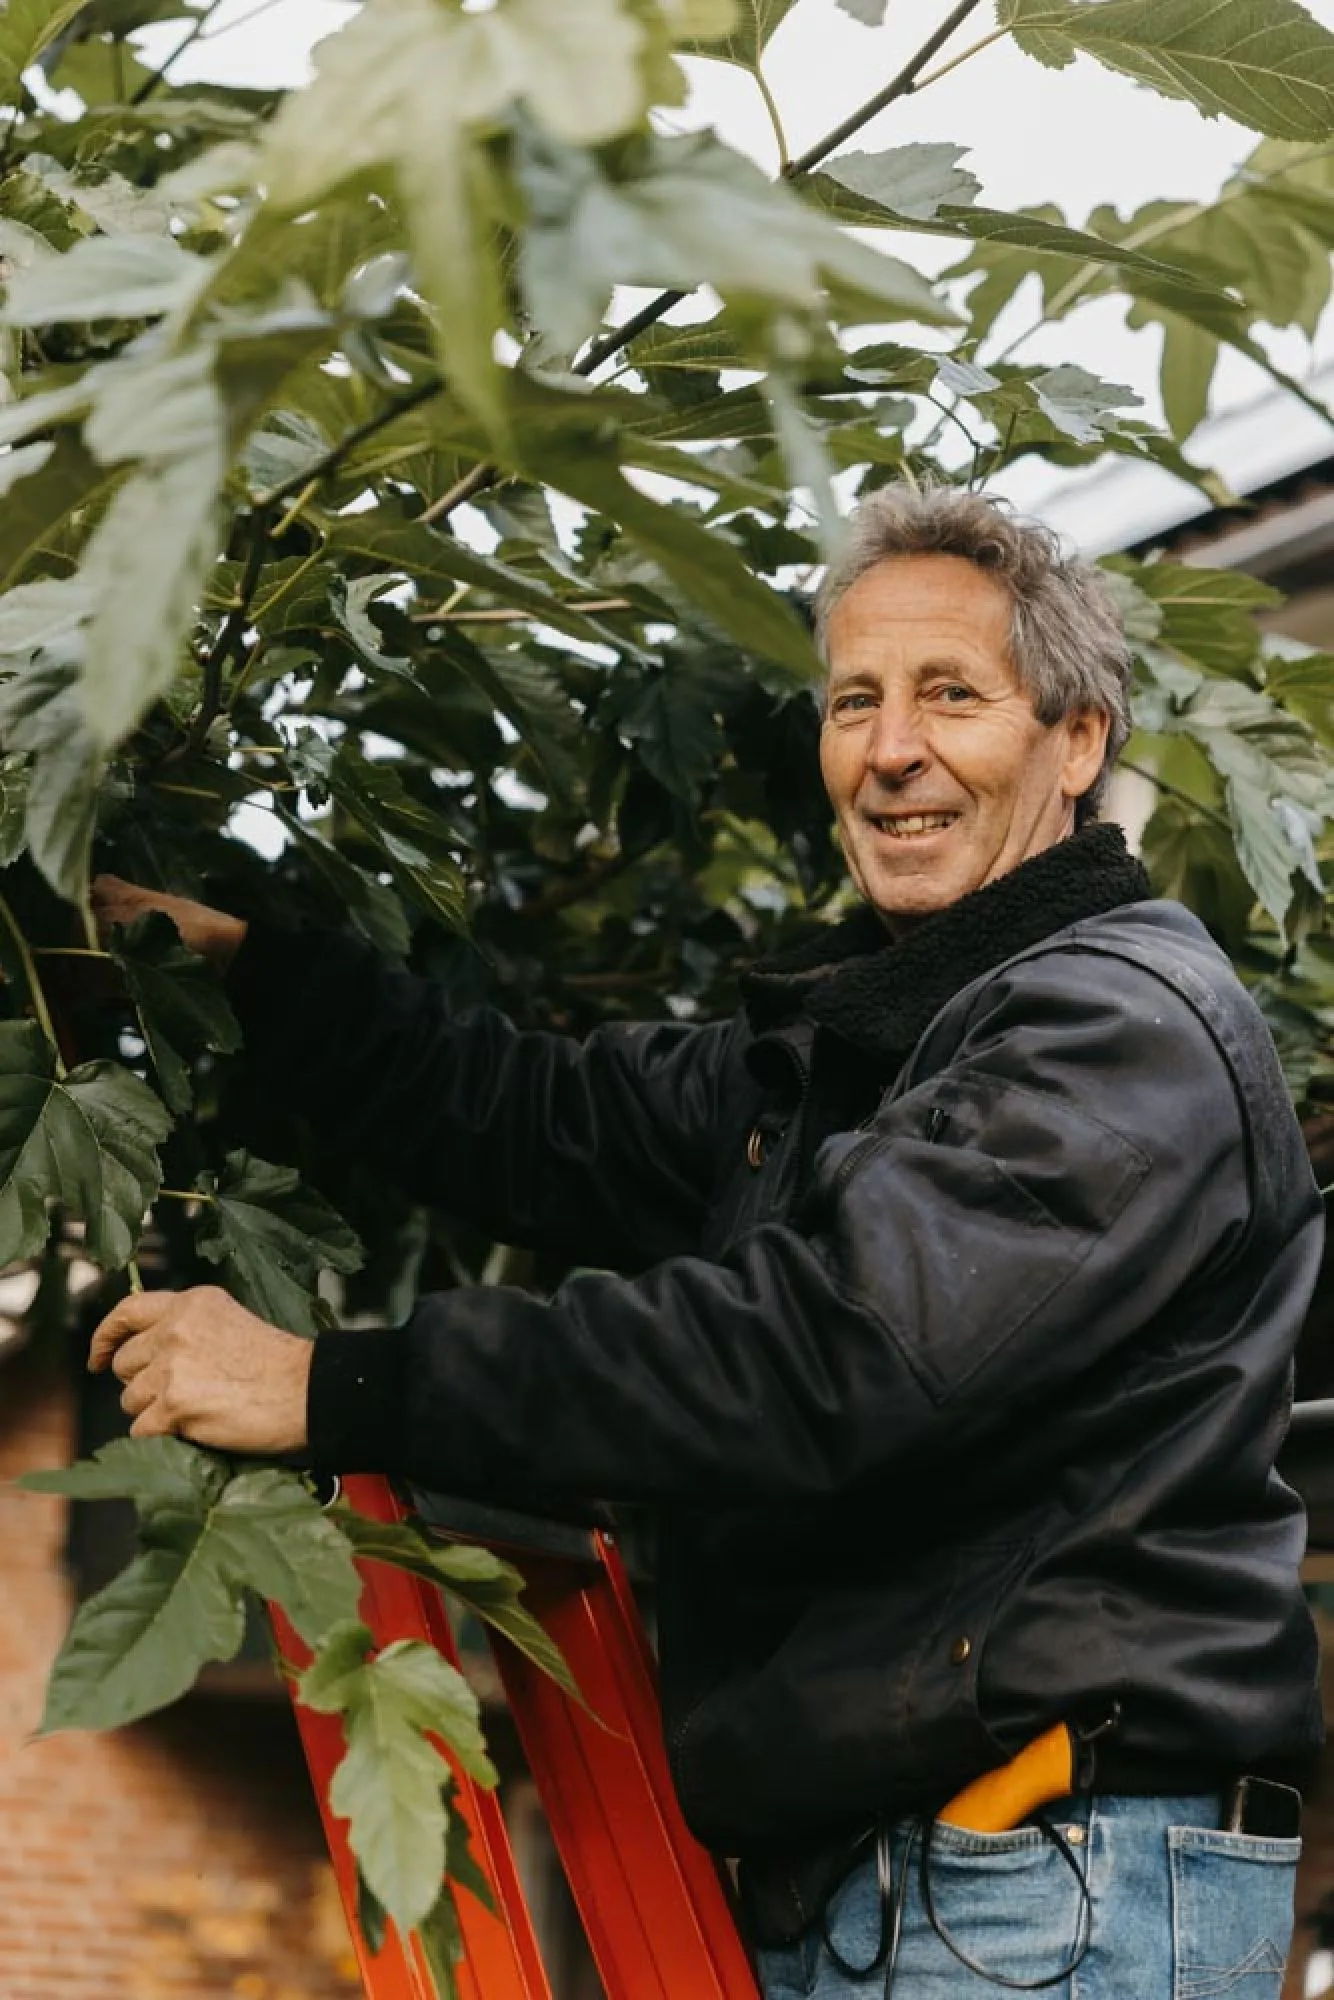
<box><xmin>5</xmin><ymin>0</ymin><xmax>1334</xmax><ymax>1983</ymax></box>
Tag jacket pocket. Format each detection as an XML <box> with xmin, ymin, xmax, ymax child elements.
<box><xmin>1169</xmin><ymin>1825</ymin><xmax>1299</xmax><ymax>2000</ymax></box>
<box><xmin>830</xmin><ymin>1069</ymin><xmax>1149</xmax><ymax>1403</ymax></box>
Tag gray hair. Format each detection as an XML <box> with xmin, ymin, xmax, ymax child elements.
<box><xmin>813</xmin><ymin>483</ymin><xmax>1132</xmax><ymax>823</ymax></box>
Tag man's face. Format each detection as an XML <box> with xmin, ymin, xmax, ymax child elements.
<box><xmin>820</xmin><ymin>553</ymin><xmax>1109</xmax><ymax>928</ymax></box>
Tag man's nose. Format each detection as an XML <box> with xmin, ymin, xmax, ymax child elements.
<box><xmin>865</xmin><ymin>702</ymin><xmax>930</xmax><ymax>783</ymax></box>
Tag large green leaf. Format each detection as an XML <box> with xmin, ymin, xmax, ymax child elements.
<box><xmin>2</xmin><ymin>232</ymin><xmax>210</xmax><ymax>324</ymax></box>
<box><xmin>0</xmin><ymin>1019</ymin><xmax>170</xmax><ymax>1268</ymax></box>
<box><xmin>78</xmin><ymin>452</ymin><xmax>225</xmax><ymax>751</ymax></box>
<box><xmin>193</xmin><ymin>1149</ymin><xmax>364</xmax><ymax>1336</ymax></box>
<box><xmin>294</xmin><ymin>734</ymin><xmax>468</xmax><ymax>934</ymax></box>
<box><xmin>110</xmin><ymin>911</ymin><xmax>242</xmax><ymax>1116</ymax></box>
<box><xmin>299</xmin><ymin>1620</ymin><xmax>496</xmax><ymax>1937</ymax></box>
<box><xmin>807</xmin><ymin>144</ymin><xmax>981</xmax><ymax>221</ymax></box>
<box><xmin>262</xmin><ymin>0</ymin><xmax>650</xmax><ymax>433</ymax></box>
<box><xmin>515</xmin><ymin>409</ymin><xmax>818</xmax><ymax>689</ymax></box>
<box><xmin>329</xmin><ymin>1509</ymin><xmax>581</xmax><ymax>1700</ymax></box>
<box><xmin>0</xmin><ymin>0</ymin><xmax>96</xmax><ymax>104</ymax></box>
<box><xmin>1106</xmin><ymin>557</ymin><xmax>1280</xmax><ymax>677</ymax></box>
<box><xmin>324</xmin><ymin>513</ymin><xmax>643</xmax><ymax>657</ymax></box>
<box><xmin>688</xmin><ymin>0</ymin><xmax>797</xmax><ymax>67</ymax></box>
<box><xmin>0</xmin><ymin>436</ymin><xmax>123</xmax><ymax>591</ymax></box>
<box><xmin>32</xmin><ymin>1454</ymin><xmax>363</xmax><ymax>1732</ymax></box>
<box><xmin>516</xmin><ymin>128</ymin><xmax>954</xmax><ymax>353</ymax></box>
<box><xmin>1002</xmin><ymin>0</ymin><xmax>1334</xmax><ymax>140</ymax></box>
<box><xmin>1264</xmin><ymin>649</ymin><xmax>1334</xmax><ymax>749</ymax></box>
<box><xmin>0</xmin><ymin>644</ymin><xmax>102</xmax><ymax>904</ymax></box>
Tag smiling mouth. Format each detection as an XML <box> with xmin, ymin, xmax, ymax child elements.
<box><xmin>866</xmin><ymin>811</ymin><xmax>960</xmax><ymax>840</ymax></box>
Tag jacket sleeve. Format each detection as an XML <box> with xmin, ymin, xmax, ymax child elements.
<box><xmin>305</xmin><ymin>949</ymin><xmax>1305</xmax><ymax>1504</ymax></box>
<box><xmin>224</xmin><ymin>920</ymin><xmax>736</xmax><ymax>1269</ymax></box>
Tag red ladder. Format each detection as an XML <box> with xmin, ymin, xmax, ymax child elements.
<box><xmin>274</xmin><ymin>1473</ymin><xmax>761</xmax><ymax>2000</ymax></box>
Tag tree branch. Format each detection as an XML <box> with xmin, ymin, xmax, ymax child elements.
<box><xmin>421</xmin><ymin>0</ymin><xmax>989</xmax><ymax>527</ymax></box>
<box><xmin>132</xmin><ymin>0</ymin><xmax>229</xmax><ymax>104</ymax></box>
<box><xmin>252</xmin><ymin>374</ymin><xmax>445</xmax><ymax>514</ymax></box>
<box><xmin>162</xmin><ymin>509</ymin><xmax>270</xmax><ymax>766</ymax></box>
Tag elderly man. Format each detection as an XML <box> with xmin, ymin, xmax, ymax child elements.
<box><xmin>91</xmin><ymin>484</ymin><xmax>1321</xmax><ymax>1997</ymax></box>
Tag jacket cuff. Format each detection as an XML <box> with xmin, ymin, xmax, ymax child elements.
<box><xmin>307</xmin><ymin>1327</ymin><xmax>411</xmax><ymax>1474</ymax></box>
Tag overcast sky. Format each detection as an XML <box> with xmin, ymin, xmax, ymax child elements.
<box><xmin>139</xmin><ymin>0</ymin><xmax>1334</xmax><ymax>540</ymax></box>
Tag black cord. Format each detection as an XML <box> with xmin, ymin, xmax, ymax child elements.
<box><xmin>882</xmin><ymin>1823</ymin><xmax>915</xmax><ymax>1999</ymax></box>
<box><xmin>916</xmin><ymin>1811</ymin><xmax>1094</xmax><ymax>1991</ymax></box>
<box><xmin>819</xmin><ymin>1826</ymin><xmax>893</xmax><ymax>1978</ymax></box>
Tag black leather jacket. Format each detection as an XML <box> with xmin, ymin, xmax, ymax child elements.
<box><xmin>228</xmin><ymin>828</ymin><xmax>1324</xmax><ymax>1859</ymax></box>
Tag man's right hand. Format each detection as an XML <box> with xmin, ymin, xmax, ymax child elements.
<box><xmin>91</xmin><ymin>875</ymin><xmax>248</xmax><ymax>978</ymax></box>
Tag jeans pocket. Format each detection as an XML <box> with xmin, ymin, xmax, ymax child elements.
<box><xmin>1169</xmin><ymin>1825</ymin><xmax>1300</xmax><ymax>2000</ymax></box>
<box><xmin>896</xmin><ymin>1821</ymin><xmax>1085</xmax><ymax>1991</ymax></box>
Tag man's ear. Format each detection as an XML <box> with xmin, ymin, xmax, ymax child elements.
<box><xmin>1060</xmin><ymin>708</ymin><xmax>1111</xmax><ymax>807</ymax></box>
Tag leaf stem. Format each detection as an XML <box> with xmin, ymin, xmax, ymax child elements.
<box><xmin>418</xmin><ymin>460</ymin><xmax>502</xmax><ymax>529</ymax></box>
<box><xmin>271</xmin><ymin>478</ymin><xmax>319</xmax><ymax>540</ymax></box>
<box><xmin>31</xmin><ymin>946</ymin><xmax>113</xmax><ymax>960</ymax></box>
<box><xmin>156</xmin><ymin>1187</ymin><xmax>215</xmax><ymax>1203</ymax></box>
<box><xmin>753</xmin><ymin>63</ymin><xmax>789</xmax><ymax>173</ymax></box>
<box><xmin>909</xmin><ymin>23</ymin><xmax>1009</xmax><ymax>93</ymax></box>
<box><xmin>0</xmin><ymin>892</ymin><xmax>66</xmax><ymax>1077</ymax></box>
<box><xmin>1119</xmin><ymin>756</ymin><xmax>1235</xmax><ymax>834</ymax></box>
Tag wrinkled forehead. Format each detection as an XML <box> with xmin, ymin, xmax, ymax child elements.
<box><xmin>822</xmin><ymin>555</ymin><xmax>1021</xmax><ymax>698</ymax></box>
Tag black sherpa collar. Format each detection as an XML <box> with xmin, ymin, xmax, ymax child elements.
<box><xmin>741</xmin><ymin>822</ymin><xmax>1151</xmax><ymax>1069</ymax></box>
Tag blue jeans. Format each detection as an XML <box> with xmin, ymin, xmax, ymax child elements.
<box><xmin>754</xmin><ymin>1794</ymin><xmax>1300</xmax><ymax>1998</ymax></box>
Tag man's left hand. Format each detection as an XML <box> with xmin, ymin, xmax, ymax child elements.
<box><xmin>89</xmin><ymin>1286</ymin><xmax>313</xmax><ymax>1456</ymax></box>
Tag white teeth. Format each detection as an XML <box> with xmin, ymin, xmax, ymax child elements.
<box><xmin>875</xmin><ymin>812</ymin><xmax>955</xmax><ymax>837</ymax></box>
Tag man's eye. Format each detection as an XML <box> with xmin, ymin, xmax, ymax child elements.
<box><xmin>831</xmin><ymin>692</ymin><xmax>875</xmax><ymax>715</ymax></box>
<box><xmin>934</xmin><ymin>684</ymin><xmax>975</xmax><ymax>705</ymax></box>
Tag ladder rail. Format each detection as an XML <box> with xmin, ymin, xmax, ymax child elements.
<box><xmin>281</xmin><ymin>1473</ymin><xmax>760</xmax><ymax>2000</ymax></box>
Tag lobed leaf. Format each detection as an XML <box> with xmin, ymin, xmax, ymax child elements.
<box><xmin>36</xmin><ymin>1458</ymin><xmax>362</xmax><ymax>1732</ymax></box>
<box><xmin>111</xmin><ymin>911</ymin><xmax>243</xmax><ymax>1116</ymax></box>
<box><xmin>1001</xmin><ymin>0</ymin><xmax>1334</xmax><ymax>142</ymax></box>
<box><xmin>299</xmin><ymin>1619</ymin><xmax>495</xmax><ymax>1937</ymax></box>
<box><xmin>329</xmin><ymin>1508</ymin><xmax>581</xmax><ymax>1700</ymax></box>
<box><xmin>0</xmin><ymin>1018</ymin><xmax>170</xmax><ymax>1268</ymax></box>
<box><xmin>194</xmin><ymin>1149</ymin><xmax>363</xmax><ymax>1337</ymax></box>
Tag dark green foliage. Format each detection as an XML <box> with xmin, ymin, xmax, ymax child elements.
<box><xmin>6</xmin><ymin>0</ymin><xmax>1334</xmax><ymax>1977</ymax></box>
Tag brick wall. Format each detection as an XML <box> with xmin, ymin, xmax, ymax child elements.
<box><xmin>0</xmin><ymin>1353</ymin><xmax>362</xmax><ymax>2000</ymax></box>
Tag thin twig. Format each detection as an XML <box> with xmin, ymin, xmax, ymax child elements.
<box><xmin>909</xmin><ymin>22</ymin><xmax>1009</xmax><ymax>93</ymax></box>
<box><xmin>199</xmin><ymin>0</ymin><xmax>285</xmax><ymax>41</ymax></box>
<box><xmin>1119</xmin><ymin>757</ymin><xmax>1235</xmax><ymax>834</ymax></box>
<box><xmin>411</xmin><ymin>597</ymin><xmax>632</xmax><ymax>625</ymax></box>
<box><xmin>421</xmin><ymin>0</ymin><xmax>989</xmax><ymax>527</ymax></box>
<box><xmin>253</xmin><ymin>375</ymin><xmax>444</xmax><ymax>514</ymax></box>
<box><xmin>418</xmin><ymin>460</ymin><xmax>503</xmax><ymax>529</ymax></box>
<box><xmin>0</xmin><ymin>893</ymin><xmax>66</xmax><ymax>1076</ymax></box>
<box><xmin>132</xmin><ymin>0</ymin><xmax>229</xmax><ymax>104</ymax></box>
<box><xmin>785</xmin><ymin>0</ymin><xmax>987</xmax><ymax>173</ymax></box>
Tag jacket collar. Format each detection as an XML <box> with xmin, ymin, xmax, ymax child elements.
<box><xmin>741</xmin><ymin>822</ymin><xmax>1151</xmax><ymax>1069</ymax></box>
